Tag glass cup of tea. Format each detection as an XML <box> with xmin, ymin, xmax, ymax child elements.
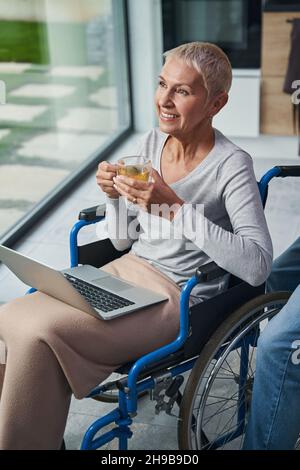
<box><xmin>117</xmin><ymin>156</ymin><xmax>152</xmax><ymax>182</ymax></box>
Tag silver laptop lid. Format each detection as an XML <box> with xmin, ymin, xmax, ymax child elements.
<box><xmin>0</xmin><ymin>244</ymin><xmax>97</xmax><ymax>316</ymax></box>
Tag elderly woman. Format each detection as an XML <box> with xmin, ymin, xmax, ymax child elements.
<box><xmin>0</xmin><ymin>42</ymin><xmax>272</xmax><ymax>449</ymax></box>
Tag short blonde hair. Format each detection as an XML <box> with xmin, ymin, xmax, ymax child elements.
<box><xmin>163</xmin><ymin>42</ymin><xmax>232</xmax><ymax>98</ymax></box>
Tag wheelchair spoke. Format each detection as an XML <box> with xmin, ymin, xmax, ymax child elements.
<box><xmin>193</xmin><ymin>389</ymin><xmax>239</xmax><ymax>418</ymax></box>
<box><xmin>204</xmin><ymin>396</ymin><xmax>238</xmax><ymax>407</ymax></box>
<box><xmin>202</xmin><ymin>393</ymin><xmax>238</xmax><ymax>402</ymax></box>
<box><xmin>218</xmin><ymin>364</ymin><xmax>236</xmax><ymax>376</ymax></box>
<box><xmin>223</xmin><ymin>354</ymin><xmax>244</xmax><ymax>378</ymax></box>
<box><xmin>205</xmin><ymin>375</ymin><xmax>237</xmax><ymax>380</ymax></box>
<box><xmin>202</xmin><ymin>402</ymin><xmax>238</xmax><ymax>427</ymax></box>
<box><xmin>201</xmin><ymin>387</ymin><xmax>242</xmax><ymax>423</ymax></box>
<box><xmin>199</xmin><ymin>393</ymin><xmax>239</xmax><ymax>420</ymax></box>
<box><xmin>199</xmin><ymin>392</ymin><xmax>238</xmax><ymax>425</ymax></box>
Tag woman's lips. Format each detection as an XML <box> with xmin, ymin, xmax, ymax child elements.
<box><xmin>160</xmin><ymin>111</ymin><xmax>180</xmax><ymax>121</ymax></box>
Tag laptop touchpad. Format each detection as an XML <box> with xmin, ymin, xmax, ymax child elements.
<box><xmin>92</xmin><ymin>277</ymin><xmax>132</xmax><ymax>292</ymax></box>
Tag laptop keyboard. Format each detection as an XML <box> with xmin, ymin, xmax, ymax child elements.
<box><xmin>64</xmin><ymin>273</ymin><xmax>135</xmax><ymax>312</ymax></box>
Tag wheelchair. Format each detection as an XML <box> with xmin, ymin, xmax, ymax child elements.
<box><xmin>30</xmin><ymin>165</ymin><xmax>300</xmax><ymax>450</ymax></box>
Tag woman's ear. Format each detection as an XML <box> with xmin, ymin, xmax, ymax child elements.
<box><xmin>210</xmin><ymin>92</ymin><xmax>228</xmax><ymax>118</ymax></box>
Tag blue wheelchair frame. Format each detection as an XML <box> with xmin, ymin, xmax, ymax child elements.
<box><xmin>27</xmin><ymin>165</ymin><xmax>300</xmax><ymax>450</ymax></box>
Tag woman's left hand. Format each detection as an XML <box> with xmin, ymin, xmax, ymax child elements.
<box><xmin>113</xmin><ymin>169</ymin><xmax>184</xmax><ymax>220</ymax></box>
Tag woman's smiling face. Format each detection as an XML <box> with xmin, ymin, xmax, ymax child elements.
<box><xmin>155</xmin><ymin>57</ymin><xmax>212</xmax><ymax>139</ymax></box>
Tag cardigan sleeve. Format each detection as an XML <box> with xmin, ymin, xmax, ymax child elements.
<box><xmin>105</xmin><ymin>195</ymin><xmax>140</xmax><ymax>251</ymax></box>
<box><xmin>172</xmin><ymin>151</ymin><xmax>273</xmax><ymax>286</ymax></box>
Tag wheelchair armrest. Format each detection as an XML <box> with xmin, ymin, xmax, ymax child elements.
<box><xmin>78</xmin><ymin>203</ymin><xmax>106</xmax><ymax>221</ymax></box>
<box><xmin>196</xmin><ymin>261</ymin><xmax>228</xmax><ymax>282</ymax></box>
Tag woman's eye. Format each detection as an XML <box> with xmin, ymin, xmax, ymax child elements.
<box><xmin>158</xmin><ymin>80</ymin><xmax>166</xmax><ymax>88</ymax></box>
<box><xmin>177</xmin><ymin>89</ymin><xmax>189</xmax><ymax>96</ymax></box>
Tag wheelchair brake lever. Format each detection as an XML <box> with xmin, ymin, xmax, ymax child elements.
<box><xmin>150</xmin><ymin>373</ymin><xmax>184</xmax><ymax>417</ymax></box>
<box><xmin>164</xmin><ymin>375</ymin><xmax>184</xmax><ymax>416</ymax></box>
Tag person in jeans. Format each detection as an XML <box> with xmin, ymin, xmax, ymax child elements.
<box><xmin>243</xmin><ymin>236</ymin><xmax>300</xmax><ymax>449</ymax></box>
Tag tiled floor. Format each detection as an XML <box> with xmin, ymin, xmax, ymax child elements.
<box><xmin>0</xmin><ymin>132</ymin><xmax>300</xmax><ymax>449</ymax></box>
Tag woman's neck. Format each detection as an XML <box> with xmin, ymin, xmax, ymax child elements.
<box><xmin>168</xmin><ymin>124</ymin><xmax>215</xmax><ymax>165</ymax></box>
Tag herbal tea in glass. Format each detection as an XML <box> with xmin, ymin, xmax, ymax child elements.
<box><xmin>117</xmin><ymin>156</ymin><xmax>152</xmax><ymax>182</ymax></box>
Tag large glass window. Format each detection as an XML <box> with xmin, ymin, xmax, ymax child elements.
<box><xmin>0</xmin><ymin>0</ymin><xmax>131</xmax><ymax>240</ymax></box>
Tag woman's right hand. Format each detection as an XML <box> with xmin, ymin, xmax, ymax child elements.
<box><xmin>96</xmin><ymin>161</ymin><xmax>120</xmax><ymax>199</ymax></box>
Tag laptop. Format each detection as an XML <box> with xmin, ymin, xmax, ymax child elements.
<box><xmin>0</xmin><ymin>244</ymin><xmax>168</xmax><ymax>320</ymax></box>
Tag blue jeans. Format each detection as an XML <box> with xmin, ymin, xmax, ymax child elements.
<box><xmin>266</xmin><ymin>237</ymin><xmax>300</xmax><ymax>293</ymax></box>
<box><xmin>243</xmin><ymin>237</ymin><xmax>300</xmax><ymax>449</ymax></box>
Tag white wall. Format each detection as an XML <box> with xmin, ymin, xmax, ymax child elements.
<box><xmin>213</xmin><ymin>70</ymin><xmax>261</xmax><ymax>138</ymax></box>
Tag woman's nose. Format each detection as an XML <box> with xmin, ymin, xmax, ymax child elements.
<box><xmin>158</xmin><ymin>89</ymin><xmax>173</xmax><ymax>107</ymax></box>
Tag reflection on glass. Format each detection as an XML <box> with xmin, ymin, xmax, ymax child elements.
<box><xmin>0</xmin><ymin>0</ymin><xmax>130</xmax><ymax>237</ymax></box>
<box><xmin>177</xmin><ymin>0</ymin><xmax>245</xmax><ymax>47</ymax></box>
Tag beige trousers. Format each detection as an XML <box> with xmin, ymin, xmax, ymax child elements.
<box><xmin>0</xmin><ymin>253</ymin><xmax>182</xmax><ymax>449</ymax></box>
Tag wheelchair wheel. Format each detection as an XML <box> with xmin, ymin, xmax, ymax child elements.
<box><xmin>178</xmin><ymin>291</ymin><xmax>291</xmax><ymax>450</ymax></box>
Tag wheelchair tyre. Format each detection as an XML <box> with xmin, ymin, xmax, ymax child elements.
<box><xmin>178</xmin><ymin>291</ymin><xmax>291</xmax><ymax>450</ymax></box>
<box><xmin>91</xmin><ymin>390</ymin><xmax>120</xmax><ymax>403</ymax></box>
